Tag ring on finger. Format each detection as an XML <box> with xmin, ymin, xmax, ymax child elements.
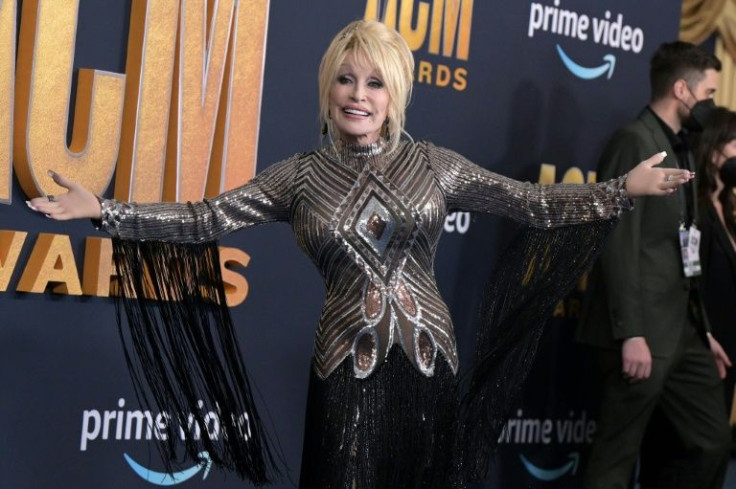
<box><xmin>47</xmin><ymin>194</ymin><xmax>55</xmax><ymax>202</ymax></box>
<box><xmin>664</xmin><ymin>175</ymin><xmax>672</xmax><ymax>183</ymax></box>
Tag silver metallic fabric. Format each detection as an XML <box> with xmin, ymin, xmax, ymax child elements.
<box><xmin>100</xmin><ymin>140</ymin><xmax>631</xmax><ymax>379</ymax></box>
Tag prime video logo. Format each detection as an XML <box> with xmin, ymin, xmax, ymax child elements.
<box><xmin>80</xmin><ymin>397</ymin><xmax>253</xmax><ymax>485</ymax></box>
<box><xmin>527</xmin><ymin>0</ymin><xmax>646</xmax><ymax>80</ymax></box>
<box><xmin>499</xmin><ymin>409</ymin><xmax>595</xmax><ymax>482</ymax></box>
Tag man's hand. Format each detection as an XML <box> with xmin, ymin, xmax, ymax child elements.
<box><xmin>622</xmin><ymin>336</ymin><xmax>652</xmax><ymax>382</ymax></box>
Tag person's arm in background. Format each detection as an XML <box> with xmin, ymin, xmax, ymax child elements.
<box><xmin>597</xmin><ymin>130</ymin><xmax>655</xmax><ymax>382</ymax></box>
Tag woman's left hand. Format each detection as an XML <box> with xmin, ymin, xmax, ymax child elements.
<box><xmin>625</xmin><ymin>151</ymin><xmax>694</xmax><ymax>198</ymax></box>
<box><xmin>707</xmin><ymin>332</ymin><xmax>732</xmax><ymax>379</ymax></box>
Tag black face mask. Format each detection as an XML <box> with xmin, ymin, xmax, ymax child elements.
<box><xmin>683</xmin><ymin>98</ymin><xmax>716</xmax><ymax>132</ymax></box>
<box><xmin>719</xmin><ymin>157</ymin><xmax>736</xmax><ymax>187</ymax></box>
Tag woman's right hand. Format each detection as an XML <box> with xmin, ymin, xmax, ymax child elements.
<box><xmin>26</xmin><ymin>170</ymin><xmax>102</xmax><ymax>220</ymax></box>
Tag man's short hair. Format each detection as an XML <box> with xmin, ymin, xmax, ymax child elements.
<box><xmin>650</xmin><ymin>41</ymin><xmax>721</xmax><ymax>101</ymax></box>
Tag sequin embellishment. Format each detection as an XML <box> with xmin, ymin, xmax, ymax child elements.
<box><xmin>332</xmin><ymin>165</ymin><xmax>419</xmax><ymax>287</ymax></box>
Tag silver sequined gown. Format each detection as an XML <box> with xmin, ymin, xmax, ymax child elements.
<box><xmin>101</xmin><ymin>140</ymin><xmax>631</xmax><ymax>487</ymax></box>
<box><xmin>100</xmin><ymin>140</ymin><xmax>630</xmax><ymax>382</ymax></box>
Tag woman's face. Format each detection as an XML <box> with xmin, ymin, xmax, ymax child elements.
<box><xmin>715</xmin><ymin>139</ymin><xmax>736</xmax><ymax>168</ymax></box>
<box><xmin>328</xmin><ymin>52</ymin><xmax>389</xmax><ymax>145</ymax></box>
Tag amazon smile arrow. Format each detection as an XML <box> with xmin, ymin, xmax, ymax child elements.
<box><xmin>556</xmin><ymin>45</ymin><xmax>616</xmax><ymax>80</ymax></box>
<box><xmin>124</xmin><ymin>451</ymin><xmax>212</xmax><ymax>486</ymax></box>
<box><xmin>521</xmin><ymin>451</ymin><xmax>580</xmax><ymax>481</ymax></box>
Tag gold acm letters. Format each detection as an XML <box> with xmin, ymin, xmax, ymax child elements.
<box><xmin>0</xmin><ymin>0</ymin><xmax>15</xmax><ymax>203</ymax></box>
<box><xmin>1</xmin><ymin>0</ymin><xmax>270</xmax><ymax>304</ymax></box>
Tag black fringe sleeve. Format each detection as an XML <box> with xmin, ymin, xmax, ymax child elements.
<box><xmin>112</xmin><ymin>238</ymin><xmax>283</xmax><ymax>485</ymax></box>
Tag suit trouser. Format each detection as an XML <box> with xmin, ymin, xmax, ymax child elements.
<box><xmin>583</xmin><ymin>325</ymin><xmax>730</xmax><ymax>489</ymax></box>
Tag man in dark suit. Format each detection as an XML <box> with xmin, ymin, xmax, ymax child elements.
<box><xmin>578</xmin><ymin>41</ymin><xmax>731</xmax><ymax>489</ymax></box>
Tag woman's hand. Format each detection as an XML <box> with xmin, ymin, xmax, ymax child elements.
<box><xmin>625</xmin><ymin>151</ymin><xmax>694</xmax><ymax>198</ymax></box>
<box><xmin>707</xmin><ymin>332</ymin><xmax>732</xmax><ymax>379</ymax></box>
<box><xmin>26</xmin><ymin>171</ymin><xmax>102</xmax><ymax>220</ymax></box>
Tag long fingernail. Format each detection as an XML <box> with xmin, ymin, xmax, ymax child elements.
<box><xmin>25</xmin><ymin>200</ymin><xmax>37</xmax><ymax>211</ymax></box>
<box><xmin>659</xmin><ymin>151</ymin><xmax>667</xmax><ymax>158</ymax></box>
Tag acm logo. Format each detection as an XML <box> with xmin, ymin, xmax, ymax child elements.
<box><xmin>364</xmin><ymin>0</ymin><xmax>473</xmax><ymax>91</ymax></box>
<box><xmin>0</xmin><ymin>0</ymin><xmax>258</xmax><ymax>303</ymax></box>
<box><xmin>1</xmin><ymin>0</ymin><xmax>269</xmax><ymax>206</ymax></box>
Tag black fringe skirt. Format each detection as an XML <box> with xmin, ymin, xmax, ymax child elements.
<box><xmin>298</xmin><ymin>347</ymin><xmax>462</xmax><ymax>489</ymax></box>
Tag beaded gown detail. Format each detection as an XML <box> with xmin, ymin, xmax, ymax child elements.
<box><xmin>100</xmin><ymin>140</ymin><xmax>630</xmax><ymax>487</ymax></box>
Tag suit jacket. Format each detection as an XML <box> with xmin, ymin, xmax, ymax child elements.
<box><xmin>577</xmin><ymin>108</ymin><xmax>710</xmax><ymax>357</ymax></box>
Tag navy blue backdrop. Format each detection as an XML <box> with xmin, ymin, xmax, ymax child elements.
<box><xmin>0</xmin><ymin>1</ymin><xmax>682</xmax><ymax>488</ymax></box>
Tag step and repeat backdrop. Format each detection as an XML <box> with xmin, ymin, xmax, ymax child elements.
<box><xmin>0</xmin><ymin>1</ymin><xmax>681</xmax><ymax>488</ymax></box>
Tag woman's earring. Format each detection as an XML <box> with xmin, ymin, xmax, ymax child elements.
<box><xmin>322</xmin><ymin>111</ymin><xmax>332</xmax><ymax>136</ymax></box>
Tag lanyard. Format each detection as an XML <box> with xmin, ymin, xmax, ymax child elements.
<box><xmin>675</xmin><ymin>151</ymin><xmax>698</xmax><ymax>227</ymax></box>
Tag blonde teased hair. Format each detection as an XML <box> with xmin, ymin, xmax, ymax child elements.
<box><xmin>318</xmin><ymin>20</ymin><xmax>415</xmax><ymax>152</ymax></box>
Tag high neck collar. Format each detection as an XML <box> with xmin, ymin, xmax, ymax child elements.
<box><xmin>322</xmin><ymin>138</ymin><xmax>389</xmax><ymax>171</ymax></box>
<box><xmin>335</xmin><ymin>138</ymin><xmax>387</xmax><ymax>158</ymax></box>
